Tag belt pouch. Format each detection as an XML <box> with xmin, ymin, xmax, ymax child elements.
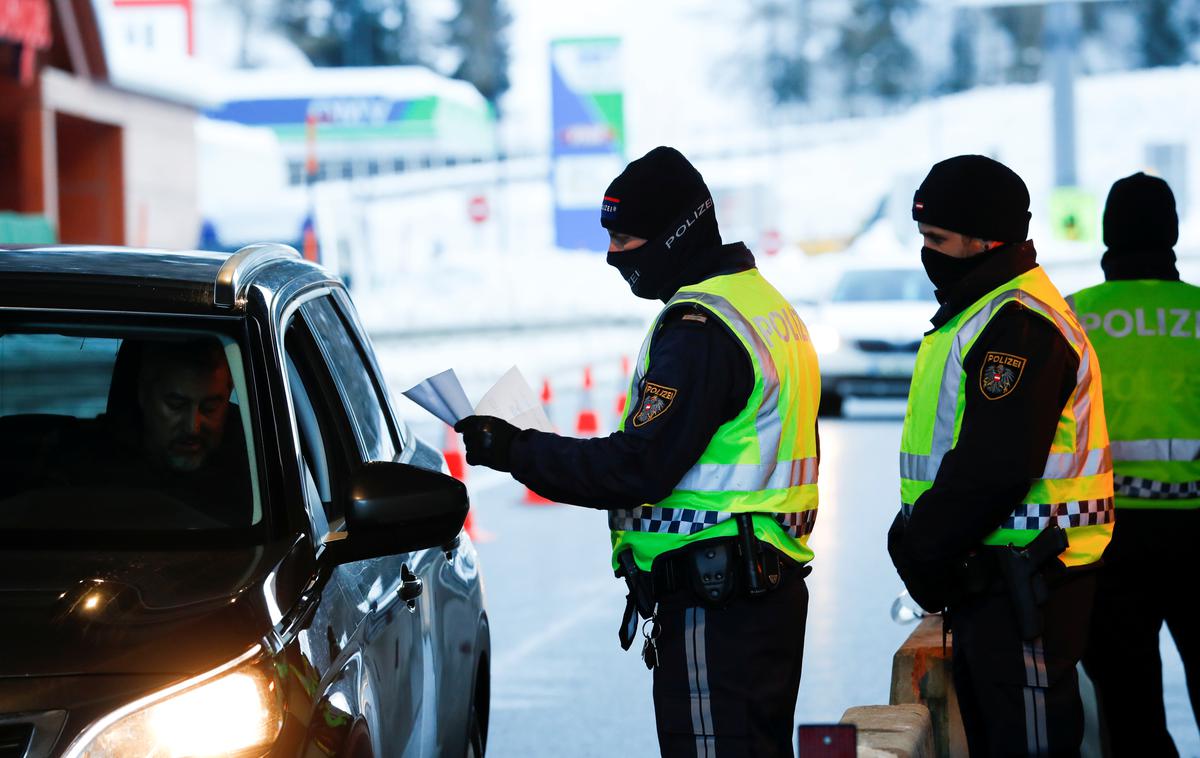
<box><xmin>687</xmin><ymin>540</ymin><xmax>738</xmax><ymax>606</ymax></box>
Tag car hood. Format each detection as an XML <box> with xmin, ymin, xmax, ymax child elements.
<box><xmin>0</xmin><ymin>537</ymin><xmax>309</xmax><ymax>677</ymax></box>
<box><xmin>816</xmin><ymin>301</ymin><xmax>935</xmax><ymax>342</ymax></box>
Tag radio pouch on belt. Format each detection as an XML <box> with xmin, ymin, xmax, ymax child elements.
<box><xmin>995</xmin><ymin>525</ymin><xmax>1069</xmax><ymax>641</ymax></box>
<box><xmin>735</xmin><ymin>512</ymin><xmax>781</xmax><ymax>596</ymax></box>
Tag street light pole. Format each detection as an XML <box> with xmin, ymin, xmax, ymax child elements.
<box><xmin>944</xmin><ymin>0</ymin><xmax>1116</xmax><ymax>189</ymax></box>
<box><xmin>1044</xmin><ymin>1</ymin><xmax>1082</xmax><ymax>188</ymax></box>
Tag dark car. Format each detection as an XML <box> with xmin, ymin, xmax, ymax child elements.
<box><xmin>0</xmin><ymin>244</ymin><xmax>490</xmax><ymax>757</ymax></box>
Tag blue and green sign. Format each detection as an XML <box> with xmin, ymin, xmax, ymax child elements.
<box><xmin>550</xmin><ymin>37</ymin><xmax>626</xmax><ymax>250</ymax></box>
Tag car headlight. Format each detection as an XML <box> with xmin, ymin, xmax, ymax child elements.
<box><xmin>809</xmin><ymin>324</ymin><xmax>841</xmax><ymax>355</ymax></box>
<box><xmin>64</xmin><ymin>645</ymin><xmax>283</xmax><ymax>758</ymax></box>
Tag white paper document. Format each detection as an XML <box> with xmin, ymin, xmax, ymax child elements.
<box><xmin>401</xmin><ymin>368</ymin><xmax>474</xmax><ymax>427</ymax></box>
<box><xmin>474</xmin><ymin>366</ymin><xmax>554</xmax><ymax>433</ymax></box>
<box><xmin>402</xmin><ymin>365</ymin><xmax>554</xmax><ymax>433</ymax></box>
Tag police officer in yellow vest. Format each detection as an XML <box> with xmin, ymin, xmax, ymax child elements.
<box><xmin>1069</xmin><ymin>173</ymin><xmax>1199</xmax><ymax>757</ymax></box>
<box><xmin>887</xmin><ymin>155</ymin><xmax>1114</xmax><ymax>757</ymax></box>
<box><xmin>456</xmin><ymin>146</ymin><xmax>821</xmax><ymax>757</ymax></box>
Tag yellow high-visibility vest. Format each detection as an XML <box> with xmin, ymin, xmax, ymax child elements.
<box><xmin>900</xmin><ymin>266</ymin><xmax>1113</xmax><ymax>567</ymax></box>
<box><xmin>610</xmin><ymin>268</ymin><xmax>821</xmax><ymax>571</ymax></box>
<box><xmin>1068</xmin><ymin>280</ymin><xmax>1200</xmax><ymax>509</ymax></box>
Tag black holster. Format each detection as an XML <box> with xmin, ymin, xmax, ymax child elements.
<box><xmin>994</xmin><ymin>525</ymin><xmax>1069</xmax><ymax>640</ymax></box>
<box><xmin>616</xmin><ymin>550</ymin><xmax>656</xmax><ymax>650</ymax></box>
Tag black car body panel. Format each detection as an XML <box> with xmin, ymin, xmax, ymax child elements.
<box><xmin>0</xmin><ymin>245</ymin><xmax>489</xmax><ymax>758</ymax></box>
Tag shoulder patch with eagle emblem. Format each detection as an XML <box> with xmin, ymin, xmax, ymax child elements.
<box><xmin>980</xmin><ymin>351</ymin><xmax>1027</xmax><ymax>399</ymax></box>
<box><xmin>633</xmin><ymin>382</ymin><xmax>678</xmax><ymax>427</ymax></box>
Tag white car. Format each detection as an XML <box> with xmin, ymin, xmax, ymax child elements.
<box><xmin>806</xmin><ymin>264</ymin><xmax>936</xmax><ymax>416</ymax></box>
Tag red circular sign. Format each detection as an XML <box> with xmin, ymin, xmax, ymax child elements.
<box><xmin>762</xmin><ymin>229</ymin><xmax>782</xmax><ymax>256</ymax></box>
<box><xmin>468</xmin><ymin>195</ymin><xmax>489</xmax><ymax>224</ymax></box>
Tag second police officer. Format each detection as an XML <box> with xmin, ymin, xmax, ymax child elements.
<box><xmin>455</xmin><ymin>146</ymin><xmax>821</xmax><ymax>757</ymax></box>
<box><xmin>1069</xmin><ymin>173</ymin><xmax>1200</xmax><ymax>757</ymax></box>
<box><xmin>888</xmin><ymin>155</ymin><xmax>1114</xmax><ymax>756</ymax></box>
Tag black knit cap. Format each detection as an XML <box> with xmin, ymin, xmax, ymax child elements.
<box><xmin>600</xmin><ymin>146</ymin><xmax>716</xmax><ymax>240</ymax></box>
<box><xmin>912</xmin><ymin>155</ymin><xmax>1032</xmax><ymax>243</ymax></box>
<box><xmin>1103</xmin><ymin>172</ymin><xmax>1178</xmax><ymax>250</ymax></box>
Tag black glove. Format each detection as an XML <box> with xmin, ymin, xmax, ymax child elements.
<box><xmin>888</xmin><ymin>510</ymin><xmax>953</xmax><ymax>614</ymax></box>
<box><xmin>453</xmin><ymin>415</ymin><xmax>519</xmax><ymax>472</ymax></box>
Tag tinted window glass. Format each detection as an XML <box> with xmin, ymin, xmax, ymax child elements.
<box><xmin>284</xmin><ymin>343</ymin><xmax>339</xmax><ymax>529</ymax></box>
<box><xmin>300</xmin><ymin>298</ymin><xmax>396</xmax><ymax>463</ymax></box>
<box><xmin>0</xmin><ymin>334</ymin><xmax>120</xmax><ymax>416</ymax></box>
<box><xmin>0</xmin><ymin>324</ymin><xmax>261</xmax><ymax>538</ymax></box>
<box><xmin>831</xmin><ymin>269</ymin><xmax>936</xmax><ymax>303</ymax></box>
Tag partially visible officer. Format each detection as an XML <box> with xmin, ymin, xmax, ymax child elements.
<box><xmin>888</xmin><ymin>155</ymin><xmax>1114</xmax><ymax>757</ymax></box>
<box><xmin>1069</xmin><ymin>173</ymin><xmax>1199</xmax><ymax>757</ymax></box>
<box><xmin>455</xmin><ymin>146</ymin><xmax>821</xmax><ymax>757</ymax></box>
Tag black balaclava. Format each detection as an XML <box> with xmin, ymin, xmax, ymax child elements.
<box><xmin>1100</xmin><ymin>172</ymin><xmax>1181</xmax><ymax>281</ymax></box>
<box><xmin>920</xmin><ymin>244</ymin><xmax>1007</xmax><ymax>294</ymax></box>
<box><xmin>912</xmin><ymin>155</ymin><xmax>1032</xmax><ymax>292</ymax></box>
<box><xmin>601</xmin><ymin>146</ymin><xmax>722</xmax><ymax>301</ymax></box>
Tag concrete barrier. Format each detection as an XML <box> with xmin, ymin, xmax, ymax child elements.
<box><xmin>840</xmin><ymin>704</ymin><xmax>935</xmax><ymax>758</ymax></box>
<box><xmin>888</xmin><ymin>616</ymin><xmax>967</xmax><ymax>758</ymax></box>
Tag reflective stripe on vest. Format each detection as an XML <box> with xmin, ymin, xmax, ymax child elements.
<box><xmin>900</xmin><ymin>266</ymin><xmax>1114</xmax><ymax>568</ymax></box>
<box><xmin>609</xmin><ymin>269</ymin><xmax>821</xmax><ymax>571</ymax></box>
<box><xmin>674</xmin><ymin>457</ymin><xmax>819</xmax><ymax>492</ymax></box>
<box><xmin>912</xmin><ymin>285</ymin><xmax>1106</xmax><ymax>477</ymax></box>
<box><xmin>1109</xmin><ymin>439</ymin><xmax>1200</xmax><ymax>499</ymax></box>
<box><xmin>899</xmin><ymin>446</ymin><xmax>1112</xmax><ymax>482</ymax></box>
<box><xmin>1069</xmin><ymin>280</ymin><xmax>1200</xmax><ymax>509</ymax></box>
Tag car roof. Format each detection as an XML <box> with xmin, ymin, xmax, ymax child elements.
<box><xmin>0</xmin><ymin>244</ymin><xmax>326</xmax><ymax>315</ymax></box>
<box><xmin>837</xmin><ymin>261</ymin><xmax>925</xmax><ymax>273</ymax></box>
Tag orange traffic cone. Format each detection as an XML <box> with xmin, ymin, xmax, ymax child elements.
<box><xmin>576</xmin><ymin>366</ymin><xmax>600</xmax><ymax>436</ymax></box>
<box><xmin>444</xmin><ymin>426</ymin><xmax>493</xmax><ymax>542</ymax></box>
<box><xmin>524</xmin><ymin>486</ymin><xmax>555</xmax><ymax>505</ymax></box>
<box><xmin>615</xmin><ymin>354</ymin><xmax>631</xmax><ymax>419</ymax></box>
<box><xmin>522</xmin><ymin>377</ymin><xmax>560</xmax><ymax>505</ymax></box>
<box><xmin>444</xmin><ymin>424</ymin><xmax>466</xmax><ymax>482</ymax></box>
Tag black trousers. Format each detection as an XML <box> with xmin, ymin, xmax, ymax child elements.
<box><xmin>650</xmin><ymin>569</ymin><xmax>809</xmax><ymax>758</ymax></box>
<box><xmin>950</xmin><ymin>570</ymin><xmax>1096</xmax><ymax>757</ymax></box>
<box><xmin>1082</xmin><ymin>509</ymin><xmax>1200</xmax><ymax>758</ymax></box>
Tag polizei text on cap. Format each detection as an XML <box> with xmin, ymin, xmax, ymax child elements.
<box><xmin>665</xmin><ymin>198</ymin><xmax>715</xmax><ymax>249</ymax></box>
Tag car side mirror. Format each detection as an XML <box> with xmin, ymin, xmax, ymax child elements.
<box><xmin>323</xmin><ymin>461</ymin><xmax>469</xmax><ymax>565</ymax></box>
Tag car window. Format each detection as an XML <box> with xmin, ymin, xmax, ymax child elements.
<box><xmin>299</xmin><ymin>297</ymin><xmax>397</xmax><ymax>463</ymax></box>
<box><xmin>831</xmin><ymin>269</ymin><xmax>936</xmax><ymax>303</ymax></box>
<box><xmin>0</xmin><ymin>323</ymin><xmax>262</xmax><ymax>539</ymax></box>
<box><xmin>285</xmin><ymin>350</ymin><xmax>336</xmax><ymax>535</ymax></box>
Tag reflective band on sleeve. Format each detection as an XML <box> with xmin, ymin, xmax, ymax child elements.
<box><xmin>609</xmin><ymin>506</ymin><xmax>817</xmax><ymax>539</ymax></box>
<box><xmin>674</xmin><ymin>457</ymin><xmax>819</xmax><ymax>492</ymax></box>
<box><xmin>1115</xmin><ymin>476</ymin><xmax>1200</xmax><ymax>500</ymax></box>
<box><xmin>901</xmin><ymin>447</ymin><xmax>1110</xmax><ymax>481</ymax></box>
<box><xmin>1001</xmin><ymin>498</ymin><xmax>1114</xmax><ymax>530</ymax></box>
<box><xmin>1110</xmin><ymin>438</ymin><xmax>1200</xmax><ymax>462</ymax></box>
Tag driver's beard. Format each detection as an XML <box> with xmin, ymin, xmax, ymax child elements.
<box><xmin>164</xmin><ymin>451</ymin><xmax>206</xmax><ymax>473</ymax></box>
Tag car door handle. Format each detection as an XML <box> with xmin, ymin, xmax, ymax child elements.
<box><xmin>399</xmin><ymin>564</ymin><xmax>423</xmax><ymax>611</ymax></box>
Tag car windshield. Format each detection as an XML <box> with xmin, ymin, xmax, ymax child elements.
<box><xmin>0</xmin><ymin>321</ymin><xmax>263</xmax><ymax>543</ymax></box>
<box><xmin>831</xmin><ymin>269</ymin><xmax>935</xmax><ymax>303</ymax></box>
